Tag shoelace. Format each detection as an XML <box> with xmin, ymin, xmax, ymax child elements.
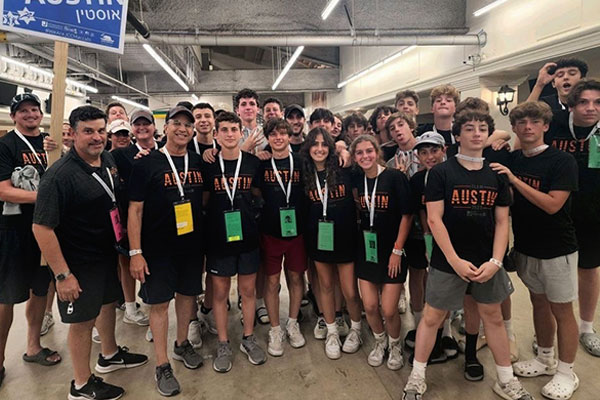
<box><xmin>505</xmin><ymin>379</ymin><xmax>527</xmax><ymax>396</ymax></box>
<box><xmin>218</xmin><ymin>344</ymin><xmax>232</xmax><ymax>358</ymax></box>
<box><xmin>161</xmin><ymin>365</ymin><xmax>174</xmax><ymax>379</ymax></box>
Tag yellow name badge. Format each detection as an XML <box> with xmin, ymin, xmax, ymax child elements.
<box><xmin>173</xmin><ymin>200</ymin><xmax>194</xmax><ymax>236</ymax></box>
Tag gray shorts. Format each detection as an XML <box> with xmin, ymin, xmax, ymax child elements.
<box><xmin>425</xmin><ymin>267</ymin><xmax>514</xmax><ymax>311</ymax></box>
<box><xmin>513</xmin><ymin>251</ymin><xmax>578</xmax><ymax>303</ymax></box>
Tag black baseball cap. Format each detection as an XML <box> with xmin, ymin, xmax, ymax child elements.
<box><xmin>284</xmin><ymin>104</ymin><xmax>305</xmax><ymax>119</ymax></box>
<box><xmin>166</xmin><ymin>106</ymin><xmax>194</xmax><ymax>123</ymax></box>
<box><xmin>130</xmin><ymin>109</ymin><xmax>155</xmax><ymax>124</ymax></box>
<box><xmin>10</xmin><ymin>93</ymin><xmax>41</xmax><ymax>114</ymax></box>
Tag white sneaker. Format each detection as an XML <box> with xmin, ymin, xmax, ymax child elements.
<box><xmin>342</xmin><ymin>328</ymin><xmax>362</xmax><ymax>353</ymax></box>
<box><xmin>188</xmin><ymin>320</ymin><xmax>203</xmax><ymax>349</ymax></box>
<box><xmin>92</xmin><ymin>327</ymin><xmax>101</xmax><ymax>344</ymax></box>
<box><xmin>268</xmin><ymin>327</ymin><xmax>285</xmax><ymax>357</ymax></box>
<box><xmin>199</xmin><ymin>309</ymin><xmax>217</xmax><ymax>335</ymax></box>
<box><xmin>325</xmin><ymin>332</ymin><xmax>342</xmax><ymax>360</ymax></box>
<box><xmin>336</xmin><ymin>315</ymin><xmax>350</xmax><ymax>337</ymax></box>
<box><xmin>286</xmin><ymin>320</ymin><xmax>306</xmax><ymax>348</ymax></box>
<box><xmin>145</xmin><ymin>327</ymin><xmax>153</xmax><ymax>342</ymax></box>
<box><xmin>123</xmin><ymin>309</ymin><xmax>150</xmax><ymax>326</ymax></box>
<box><xmin>314</xmin><ymin>316</ymin><xmax>327</xmax><ymax>340</ymax></box>
<box><xmin>368</xmin><ymin>334</ymin><xmax>388</xmax><ymax>367</ymax></box>
<box><xmin>398</xmin><ymin>292</ymin><xmax>407</xmax><ymax>314</ymax></box>
<box><xmin>40</xmin><ymin>312</ymin><xmax>54</xmax><ymax>336</ymax></box>
<box><xmin>402</xmin><ymin>373</ymin><xmax>427</xmax><ymax>400</ymax></box>
<box><xmin>387</xmin><ymin>340</ymin><xmax>404</xmax><ymax>370</ymax></box>
<box><xmin>493</xmin><ymin>377</ymin><xmax>534</xmax><ymax>400</ymax></box>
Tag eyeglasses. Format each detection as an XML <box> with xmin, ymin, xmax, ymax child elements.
<box><xmin>169</xmin><ymin>120</ymin><xmax>194</xmax><ymax>129</ymax></box>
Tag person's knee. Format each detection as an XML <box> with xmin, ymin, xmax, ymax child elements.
<box><xmin>381</xmin><ymin>304</ymin><xmax>397</xmax><ymax>321</ymax></box>
<box><xmin>479</xmin><ymin>304</ymin><xmax>503</xmax><ymax>325</ymax></box>
<box><xmin>421</xmin><ymin>309</ymin><xmax>445</xmax><ymax>328</ymax></box>
<box><xmin>151</xmin><ymin>302</ymin><xmax>169</xmax><ymax>314</ymax></box>
<box><xmin>549</xmin><ymin>302</ymin><xmax>575</xmax><ymax>320</ymax></box>
<box><xmin>238</xmin><ymin>281</ymin><xmax>256</xmax><ymax>299</ymax></box>
<box><xmin>363</xmin><ymin>299</ymin><xmax>379</xmax><ymax>316</ymax></box>
<box><xmin>69</xmin><ymin>319</ymin><xmax>95</xmax><ymax>333</ymax></box>
<box><xmin>266</xmin><ymin>274</ymin><xmax>281</xmax><ymax>291</ymax></box>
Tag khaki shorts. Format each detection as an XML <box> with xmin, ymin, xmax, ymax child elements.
<box><xmin>514</xmin><ymin>251</ymin><xmax>578</xmax><ymax>303</ymax></box>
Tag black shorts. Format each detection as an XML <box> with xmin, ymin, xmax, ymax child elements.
<box><xmin>356</xmin><ymin>254</ymin><xmax>408</xmax><ymax>285</ymax></box>
<box><xmin>0</xmin><ymin>229</ymin><xmax>51</xmax><ymax>304</ymax></box>
<box><xmin>576</xmin><ymin>228</ymin><xmax>600</xmax><ymax>269</ymax></box>
<box><xmin>57</xmin><ymin>260</ymin><xmax>121</xmax><ymax>323</ymax></box>
<box><xmin>206</xmin><ymin>248</ymin><xmax>260</xmax><ymax>277</ymax></box>
<box><xmin>139</xmin><ymin>253</ymin><xmax>204</xmax><ymax>305</ymax></box>
<box><xmin>404</xmin><ymin>238</ymin><xmax>428</xmax><ymax>270</ymax></box>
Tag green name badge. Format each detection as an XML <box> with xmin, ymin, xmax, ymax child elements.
<box><xmin>317</xmin><ymin>220</ymin><xmax>334</xmax><ymax>251</ymax></box>
<box><xmin>588</xmin><ymin>135</ymin><xmax>600</xmax><ymax>169</ymax></box>
<box><xmin>424</xmin><ymin>233</ymin><xmax>433</xmax><ymax>261</ymax></box>
<box><xmin>280</xmin><ymin>207</ymin><xmax>297</xmax><ymax>238</ymax></box>
<box><xmin>363</xmin><ymin>230</ymin><xmax>378</xmax><ymax>263</ymax></box>
<box><xmin>224</xmin><ymin>210</ymin><xmax>243</xmax><ymax>242</ymax></box>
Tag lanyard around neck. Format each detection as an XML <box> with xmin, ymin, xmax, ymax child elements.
<box><xmin>14</xmin><ymin>128</ymin><xmax>47</xmax><ymax>171</ymax></box>
<box><xmin>315</xmin><ymin>171</ymin><xmax>328</xmax><ymax>219</ymax></box>
<box><xmin>271</xmin><ymin>153</ymin><xmax>294</xmax><ymax>207</ymax></box>
<box><xmin>364</xmin><ymin>166</ymin><xmax>382</xmax><ymax>229</ymax></box>
<box><xmin>91</xmin><ymin>168</ymin><xmax>116</xmax><ymax>204</ymax></box>
<box><xmin>136</xmin><ymin>141</ymin><xmax>158</xmax><ymax>151</ymax></box>
<box><xmin>568</xmin><ymin>112</ymin><xmax>599</xmax><ymax>141</ymax></box>
<box><xmin>193</xmin><ymin>137</ymin><xmax>216</xmax><ymax>155</ymax></box>
<box><xmin>218</xmin><ymin>151</ymin><xmax>243</xmax><ymax>209</ymax></box>
<box><xmin>162</xmin><ymin>148</ymin><xmax>189</xmax><ymax>200</ymax></box>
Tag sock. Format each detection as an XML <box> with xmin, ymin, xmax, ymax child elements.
<box><xmin>326</xmin><ymin>322</ymin><xmax>337</xmax><ymax>335</ymax></box>
<box><xmin>537</xmin><ymin>346</ymin><xmax>555</xmax><ymax>363</ymax></box>
<box><xmin>335</xmin><ymin>311</ymin><xmax>343</xmax><ymax>318</ymax></box>
<box><xmin>200</xmin><ymin>305</ymin><xmax>212</xmax><ymax>315</ymax></box>
<box><xmin>442</xmin><ymin>318</ymin><xmax>452</xmax><ymax>338</ymax></box>
<box><xmin>389</xmin><ymin>335</ymin><xmax>400</xmax><ymax>346</ymax></box>
<box><xmin>504</xmin><ymin>318</ymin><xmax>514</xmax><ymax>339</ymax></box>
<box><xmin>412</xmin><ymin>360</ymin><xmax>427</xmax><ymax>380</ymax></box>
<box><xmin>256</xmin><ymin>298</ymin><xmax>265</xmax><ymax>309</ymax></box>
<box><xmin>556</xmin><ymin>360</ymin><xmax>575</xmax><ymax>379</ymax></box>
<box><xmin>102</xmin><ymin>349</ymin><xmax>118</xmax><ymax>360</ymax></box>
<box><xmin>580</xmin><ymin>319</ymin><xmax>594</xmax><ymax>334</ymax></box>
<box><xmin>465</xmin><ymin>332</ymin><xmax>479</xmax><ymax>362</ymax></box>
<box><xmin>271</xmin><ymin>325</ymin><xmax>281</xmax><ymax>333</ymax></box>
<box><xmin>478</xmin><ymin>322</ymin><xmax>485</xmax><ymax>336</ymax></box>
<box><xmin>413</xmin><ymin>311</ymin><xmax>423</xmax><ymax>327</ymax></box>
<box><xmin>350</xmin><ymin>319</ymin><xmax>361</xmax><ymax>331</ymax></box>
<box><xmin>373</xmin><ymin>331</ymin><xmax>386</xmax><ymax>341</ymax></box>
<box><xmin>74</xmin><ymin>380</ymin><xmax>87</xmax><ymax>390</ymax></box>
<box><xmin>125</xmin><ymin>302</ymin><xmax>136</xmax><ymax>315</ymax></box>
<box><xmin>287</xmin><ymin>317</ymin><xmax>297</xmax><ymax>327</ymax></box>
<box><xmin>496</xmin><ymin>364</ymin><xmax>514</xmax><ymax>384</ymax></box>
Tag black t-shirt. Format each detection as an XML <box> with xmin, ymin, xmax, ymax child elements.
<box><xmin>33</xmin><ymin>149</ymin><xmax>119</xmax><ymax>266</ymax></box>
<box><xmin>128</xmin><ymin>150</ymin><xmax>205</xmax><ymax>255</ymax></box>
<box><xmin>540</xmin><ymin>94</ymin><xmax>569</xmax><ymax>118</ymax></box>
<box><xmin>382</xmin><ymin>143</ymin><xmax>398</xmax><ymax>162</ymax></box>
<box><xmin>425</xmin><ymin>157</ymin><xmax>511</xmax><ymax>273</ymax></box>
<box><xmin>410</xmin><ymin>169</ymin><xmax>428</xmax><ymax>212</ymax></box>
<box><xmin>353</xmin><ymin>168</ymin><xmax>413</xmax><ymax>265</ymax></box>
<box><xmin>187</xmin><ymin>137</ymin><xmax>220</xmax><ymax>156</ymax></box>
<box><xmin>546</xmin><ymin>113</ymin><xmax>600</xmax><ymax>231</ymax></box>
<box><xmin>202</xmin><ymin>152</ymin><xmax>261</xmax><ymax>255</ymax></box>
<box><xmin>509</xmin><ymin>146</ymin><xmax>578</xmax><ymax>258</ymax></box>
<box><xmin>254</xmin><ymin>153</ymin><xmax>305</xmax><ymax>238</ymax></box>
<box><xmin>264</xmin><ymin>141</ymin><xmax>305</xmax><ymax>155</ymax></box>
<box><xmin>416</xmin><ymin>123</ymin><xmax>454</xmax><ymax>146</ymax></box>
<box><xmin>0</xmin><ymin>130</ymin><xmax>47</xmax><ymax>230</ymax></box>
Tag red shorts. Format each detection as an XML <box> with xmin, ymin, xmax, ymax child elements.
<box><xmin>260</xmin><ymin>234</ymin><xmax>308</xmax><ymax>276</ymax></box>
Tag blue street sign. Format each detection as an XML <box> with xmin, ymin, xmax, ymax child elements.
<box><xmin>0</xmin><ymin>0</ymin><xmax>128</xmax><ymax>54</ymax></box>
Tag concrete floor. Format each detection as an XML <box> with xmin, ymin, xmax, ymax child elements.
<box><xmin>1</xmin><ymin>274</ymin><xmax>599</xmax><ymax>400</ymax></box>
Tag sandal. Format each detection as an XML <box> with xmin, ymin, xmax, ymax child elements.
<box><xmin>256</xmin><ymin>306</ymin><xmax>270</xmax><ymax>325</ymax></box>
<box><xmin>22</xmin><ymin>347</ymin><xmax>61</xmax><ymax>366</ymax></box>
<box><xmin>464</xmin><ymin>359</ymin><xmax>484</xmax><ymax>381</ymax></box>
<box><xmin>541</xmin><ymin>373</ymin><xmax>579</xmax><ymax>400</ymax></box>
<box><xmin>513</xmin><ymin>357</ymin><xmax>557</xmax><ymax>377</ymax></box>
<box><xmin>579</xmin><ymin>332</ymin><xmax>600</xmax><ymax>357</ymax></box>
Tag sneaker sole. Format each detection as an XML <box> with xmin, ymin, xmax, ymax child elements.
<box><xmin>212</xmin><ymin>362</ymin><xmax>232</xmax><ymax>373</ymax></box>
<box><xmin>267</xmin><ymin>348</ymin><xmax>284</xmax><ymax>357</ymax></box>
<box><xmin>95</xmin><ymin>359</ymin><xmax>149</xmax><ymax>374</ymax></box>
<box><xmin>69</xmin><ymin>393</ymin><xmax>124</xmax><ymax>400</ymax></box>
<box><xmin>326</xmin><ymin>351</ymin><xmax>342</xmax><ymax>360</ymax></box>
<box><xmin>172</xmin><ymin>353</ymin><xmax>203</xmax><ymax>369</ymax></box>
<box><xmin>314</xmin><ymin>331</ymin><xmax>327</xmax><ymax>340</ymax></box>
<box><xmin>240</xmin><ymin>344</ymin><xmax>266</xmax><ymax>365</ymax></box>
<box><xmin>368</xmin><ymin>358</ymin><xmax>384</xmax><ymax>367</ymax></box>
<box><xmin>123</xmin><ymin>316</ymin><xmax>150</xmax><ymax>326</ymax></box>
<box><xmin>154</xmin><ymin>373</ymin><xmax>180</xmax><ymax>397</ymax></box>
<box><xmin>288</xmin><ymin>338</ymin><xmax>306</xmax><ymax>349</ymax></box>
<box><xmin>492</xmin><ymin>382</ymin><xmax>523</xmax><ymax>400</ymax></box>
<box><xmin>342</xmin><ymin>345</ymin><xmax>360</xmax><ymax>354</ymax></box>
<box><xmin>387</xmin><ymin>361</ymin><xmax>404</xmax><ymax>371</ymax></box>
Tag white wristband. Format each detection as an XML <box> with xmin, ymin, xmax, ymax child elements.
<box><xmin>489</xmin><ymin>258</ymin><xmax>503</xmax><ymax>269</ymax></box>
<box><xmin>129</xmin><ymin>249</ymin><xmax>143</xmax><ymax>257</ymax></box>
<box><xmin>392</xmin><ymin>248</ymin><xmax>404</xmax><ymax>256</ymax></box>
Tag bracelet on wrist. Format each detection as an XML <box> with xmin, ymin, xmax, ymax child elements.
<box><xmin>392</xmin><ymin>248</ymin><xmax>404</xmax><ymax>256</ymax></box>
<box><xmin>489</xmin><ymin>258</ymin><xmax>503</xmax><ymax>269</ymax></box>
<box><xmin>129</xmin><ymin>249</ymin><xmax>143</xmax><ymax>257</ymax></box>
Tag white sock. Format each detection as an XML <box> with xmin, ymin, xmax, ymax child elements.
<box><xmin>504</xmin><ymin>318</ymin><xmax>514</xmax><ymax>339</ymax></box>
<box><xmin>580</xmin><ymin>319</ymin><xmax>594</xmax><ymax>334</ymax></box>
<box><xmin>537</xmin><ymin>346</ymin><xmax>555</xmax><ymax>363</ymax></box>
<box><xmin>287</xmin><ymin>317</ymin><xmax>297</xmax><ymax>327</ymax></box>
<box><xmin>389</xmin><ymin>335</ymin><xmax>400</xmax><ymax>346</ymax></box>
<box><xmin>556</xmin><ymin>360</ymin><xmax>575</xmax><ymax>379</ymax></box>
<box><xmin>102</xmin><ymin>349</ymin><xmax>118</xmax><ymax>360</ymax></box>
<box><xmin>442</xmin><ymin>318</ymin><xmax>452</xmax><ymax>338</ymax></box>
<box><xmin>496</xmin><ymin>364</ymin><xmax>514</xmax><ymax>384</ymax></box>
<box><xmin>412</xmin><ymin>360</ymin><xmax>427</xmax><ymax>380</ymax></box>
<box><xmin>350</xmin><ymin>319</ymin><xmax>361</xmax><ymax>331</ymax></box>
<box><xmin>74</xmin><ymin>381</ymin><xmax>86</xmax><ymax>390</ymax></box>
<box><xmin>256</xmin><ymin>298</ymin><xmax>265</xmax><ymax>309</ymax></box>
<box><xmin>373</xmin><ymin>331</ymin><xmax>386</xmax><ymax>341</ymax></box>
<box><xmin>271</xmin><ymin>325</ymin><xmax>281</xmax><ymax>333</ymax></box>
<box><xmin>326</xmin><ymin>322</ymin><xmax>337</xmax><ymax>335</ymax></box>
<box><xmin>125</xmin><ymin>302</ymin><xmax>136</xmax><ymax>315</ymax></box>
<box><xmin>413</xmin><ymin>311</ymin><xmax>422</xmax><ymax>327</ymax></box>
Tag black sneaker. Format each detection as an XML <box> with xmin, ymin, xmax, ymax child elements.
<box><xmin>155</xmin><ymin>363</ymin><xmax>180</xmax><ymax>397</ymax></box>
<box><xmin>95</xmin><ymin>346</ymin><xmax>148</xmax><ymax>374</ymax></box>
<box><xmin>405</xmin><ymin>329</ymin><xmax>416</xmax><ymax>350</ymax></box>
<box><xmin>69</xmin><ymin>374</ymin><xmax>124</xmax><ymax>400</ymax></box>
<box><xmin>464</xmin><ymin>358</ymin><xmax>484</xmax><ymax>381</ymax></box>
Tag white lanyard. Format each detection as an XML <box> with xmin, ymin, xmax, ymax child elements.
<box><xmin>364</xmin><ymin>166</ymin><xmax>382</xmax><ymax>229</ymax></box>
<box><xmin>568</xmin><ymin>112</ymin><xmax>599</xmax><ymax>141</ymax></box>
<box><xmin>424</xmin><ymin>169</ymin><xmax>430</xmax><ymax>186</ymax></box>
<box><xmin>193</xmin><ymin>138</ymin><xmax>216</xmax><ymax>155</ymax></box>
<box><xmin>91</xmin><ymin>168</ymin><xmax>116</xmax><ymax>204</ymax></box>
<box><xmin>456</xmin><ymin>153</ymin><xmax>485</xmax><ymax>162</ymax></box>
<box><xmin>558</xmin><ymin>98</ymin><xmax>566</xmax><ymax>111</ymax></box>
<box><xmin>314</xmin><ymin>171</ymin><xmax>329</xmax><ymax>219</ymax></box>
<box><xmin>271</xmin><ymin>153</ymin><xmax>294</xmax><ymax>206</ymax></box>
<box><xmin>162</xmin><ymin>148</ymin><xmax>189</xmax><ymax>199</ymax></box>
<box><xmin>522</xmin><ymin>144</ymin><xmax>549</xmax><ymax>156</ymax></box>
<box><xmin>218</xmin><ymin>151</ymin><xmax>243</xmax><ymax>209</ymax></box>
<box><xmin>433</xmin><ymin>124</ymin><xmax>455</xmax><ymax>144</ymax></box>
<box><xmin>14</xmin><ymin>128</ymin><xmax>47</xmax><ymax>171</ymax></box>
<box><xmin>135</xmin><ymin>141</ymin><xmax>158</xmax><ymax>151</ymax></box>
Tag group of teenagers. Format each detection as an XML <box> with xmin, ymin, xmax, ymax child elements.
<box><xmin>0</xmin><ymin>56</ymin><xmax>598</xmax><ymax>400</ymax></box>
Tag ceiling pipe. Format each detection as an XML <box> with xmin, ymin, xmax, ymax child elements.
<box><xmin>127</xmin><ymin>10</ymin><xmax>150</xmax><ymax>39</ymax></box>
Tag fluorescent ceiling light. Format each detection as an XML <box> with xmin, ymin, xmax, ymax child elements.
<box><xmin>473</xmin><ymin>0</ymin><xmax>508</xmax><ymax>17</ymax></box>
<box><xmin>1</xmin><ymin>55</ymin><xmax>98</xmax><ymax>93</ymax></box>
<box><xmin>191</xmin><ymin>94</ymin><xmax>199</xmax><ymax>102</ymax></box>
<box><xmin>337</xmin><ymin>46</ymin><xmax>417</xmax><ymax>89</ymax></box>
<box><xmin>272</xmin><ymin>46</ymin><xmax>304</xmax><ymax>91</ymax></box>
<box><xmin>111</xmin><ymin>95</ymin><xmax>151</xmax><ymax>111</ymax></box>
<box><xmin>321</xmin><ymin>0</ymin><xmax>341</xmax><ymax>20</ymax></box>
<box><xmin>143</xmin><ymin>44</ymin><xmax>190</xmax><ymax>92</ymax></box>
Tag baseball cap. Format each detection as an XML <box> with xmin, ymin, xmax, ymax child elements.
<box><xmin>166</xmin><ymin>106</ymin><xmax>194</xmax><ymax>123</ymax></box>
<box><xmin>284</xmin><ymin>104</ymin><xmax>305</xmax><ymax>119</ymax></box>
<box><xmin>107</xmin><ymin>119</ymin><xmax>131</xmax><ymax>135</ymax></box>
<box><xmin>10</xmin><ymin>93</ymin><xmax>41</xmax><ymax>114</ymax></box>
<box><xmin>414</xmin><ymin>131</ymin><xmax>446</xmax><ymax>149</ymax></box>
<box><xmin>130</xmin><ymin>109</ymin><xmax>155</xmax><ymax>124</ymax></box>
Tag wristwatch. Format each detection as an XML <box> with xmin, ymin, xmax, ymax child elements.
<box><xmin>55</xmin><ymin>271</ymin><xmax>71</xmax><ymax>282</ymax></box>
<box><xmin>129</xmin><ymin>249</ymin><xmax>143</xmax><ymax>257</ymax></box>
